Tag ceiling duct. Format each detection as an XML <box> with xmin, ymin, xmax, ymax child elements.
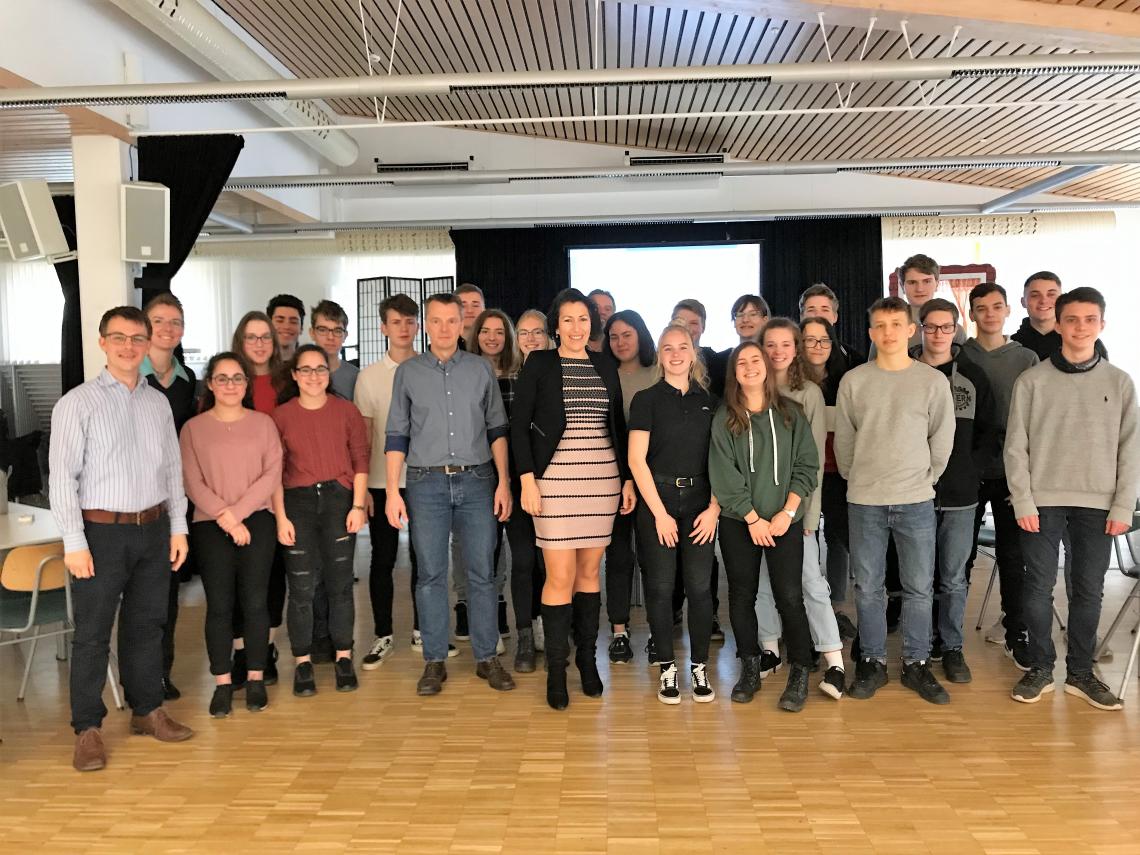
<box><xmin>105</xmin><ymin>0</ymin><xmax>357</xmax><ymax>166</ymax></box>
<box><xmin>374</xmin><ymin>161</ymin><xmax>470</xmax><ymax>174</ymax></box>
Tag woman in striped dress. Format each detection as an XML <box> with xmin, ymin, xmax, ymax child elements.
<box><xmin>512</xmin><ymin>289</ymin><xmax>637</xmax><ymax>710</ymax></box>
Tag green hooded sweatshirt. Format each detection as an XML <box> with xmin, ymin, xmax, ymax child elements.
<box><xmin>708</xmin><ymin>403</ymin><xmax>819</xmax><ymax>523</ymax></box>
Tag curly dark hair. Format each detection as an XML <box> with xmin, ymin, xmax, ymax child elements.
<box><xmin>546</xmin><ymin>288</ymin><xmax>602</xmax><ymax>340</ymax></box>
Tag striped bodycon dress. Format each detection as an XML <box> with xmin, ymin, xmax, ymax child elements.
<box><xmin>533</xmin><ymin>357</ymin><xmax>622</xmax><ymax>550</ymax></box>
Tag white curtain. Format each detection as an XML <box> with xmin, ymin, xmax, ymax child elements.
<box><xmin>0</xmin><ymin>260</ymin><xmax>65</xmax><ymax>363</ymax></box>
<box><xmin>172</xmin><ymin>258</ymin><xmax>233</xmax><ymax>373</ymax></box>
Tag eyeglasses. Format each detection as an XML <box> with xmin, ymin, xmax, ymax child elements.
<box><xmin>921</xmin><ymin>323</ymin><xmax>957</xmax><ymax>335</ymax></box>
<box><xmin>243</xmin><ymin>333</ymin><xmax>274</xmax><ymax>344</ymax></box>
<box><xmin>295</xmin><ymin>365</ymin><xmax>330</xmax><ymax>377</ymax></box>
<box><xmin>150</xmin><ymin>317</ymin><xmax>184</xmax><ymax>329</ymax></box>
<box><xmin>104</xmin><ymin>333</ymin><xmax>150</xmax><ymax>347</ymax></box>
<box><xmin>517</xmin><ymin>329</ymin><xmax>545</xmax><ymax>338</ymax></box>
<box><xmin>211</xmin><ymin>373</ymin><xmax>247</xmax><ymax>387</ymax></box>
<box><xmin>734</xmin><ymin>310</ymin><xmax>765</xmax><ymax>322</ymax></box>
<box><xmin>313</xmin><ymin>325</ymin><xmax>347</xmax><ymax>339</ymax></box>
<box><xmin>803</xmin><ymin>337</ymin><xmax>832</xmax><ymax>349</ymax></box>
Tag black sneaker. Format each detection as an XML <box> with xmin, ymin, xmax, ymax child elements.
<box><xmin>361</xmin><ymin>635</ymin><xmax>394</xmax><ymax>671</ymax></box>
<box><xmin>209</xmin><ymin>684</ymin><xmax>233</xmax><ymax>718</ymax></box>
<box><xmin>608</xmin><ymin>632</ymin><xmax>633</xmax><ymax>664</ymax></box>
<box><xmin>778</xmin><ymin>664</ymin><xmax>810</xmax><ymax>712</ymax></box>
<box><xmin>334</xmin><ymin>657</ymin><xmax>358</xmax><ymax>692</ymax></box>
<box><xmin>819</xmin><ymin>666</ymin><xmax>845</xmax><ymax>700</ymax></box>
<box><xmin>498</xmin><ymin>597</ymin><xmax>510</xmax><ymax>637</ymax></box>
<box><xmin>646</xmin><ymin>637</ymin><xmax>661</xmax><ymax>667</ymax></box>
<box><xmin>929</xmin><ymin>638</ymin><xmax>944</xmax><ymax>663</ymax></box>
<box><xmin>454</xmin><ymin>602</ymin><xmax>470</xmax><ymax>641</ymax></box>
<box><xmin>293</xmin><ymin>661</ymin><xmax>317</xmax><ymax>697</ymax></box>
<box><xmin>710</xmin><ymin>616</ymin><xmax>725</xmax><ymax>642</ymax></box>
<box><xmin>942</xmin><ymin>649</ymin><xmax>973</xmax><ymax>684</ymax></box>
<box><xmin>231</xmin><ymin>648</ymin><xmax>248</xmax><ymax>690</ymax></box>
<box><xmin>731</xmin><ymin>654</ymin><xmax>762</xmax><ymax>703</ymax></box>
<box><xmin>1012</xmin><ymin>667</ymin><xmax>1055</xmax><ymax>704</ymax></box>
<box><xmin>901</xmin><ymin>660</ymin><xmax>950</xmax><ymax>705</ymax></box>
<box><xmin>264</xmin><ymin>643</ymin><xmax>279</xmax><ymax>686</ymax></box>
<box><xmin>848</xmin><ymin>658</ymin><xmax>888</xmax><ymax>700</ymax></box>
<box><xmin>835</xmin><ymin>611</ymin><xmax>857</xmax><ymax>641</ymax></box>
<box><xmin>658</xmin><ymin>662</ymin><xmax>681</xmax><ymax>705</ymax></box>
<box><xmin>1004</xmin><ymin>637</ymin><xmax>1031</xmax><ymax>672</ymax></box>
<box><xmin>691</xmin><ymin>662</ymin><xmax>715</xmax><ymax>703</ymax></box>
<box><xmin>245</xmin><ymin>679</ymin><xmax>268</xmax><ymax>712</ymax></box>
<box><xmin>1064</xmin><ymin>671</ymin><xmax>1123</xmax><ymax>710</ymax></box>
<box><xmin>758</xmin><ymin>650</ymin><xmax>782</xmax><ymax>678</ymax></box>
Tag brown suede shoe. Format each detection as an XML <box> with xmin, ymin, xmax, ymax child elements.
<box><xmin>416</xmin><ymin>661</ymin><xmax>447</xmax><ymax>696</ymax></box>
<box><xmin>73</xmin><ymin>728</ymin><xmax>106</xmax><ymax>772</ymax></box>
<box><xmin>129</xmin><ymin>707</ymin><xmax>194</xmax><ymax>742</ymax></box>
<box><xmin>476</xmin><ymin>656</ymin><xmax>516</xmax><ymax>691</ymax></box>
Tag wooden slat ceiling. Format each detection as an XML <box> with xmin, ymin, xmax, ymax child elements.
<box><xmin>213</xmin><ymin>0</ymin><xmax>1140</xmax><ymax>202</ymax></box>
<box><xmin>1027</xmin><ymin>0</ymin><xmax>1140</xmax><ymax>11</ymax></box>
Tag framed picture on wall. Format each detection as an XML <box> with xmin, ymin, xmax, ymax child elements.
<box><xmin>888</xmin><ymin>263</ymin><xmax>997</xmax><ymax>339</ymax></box>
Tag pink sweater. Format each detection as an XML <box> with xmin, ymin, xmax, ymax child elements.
<box><xmin>180</xmin><ymin>410</ymin><xmax>283</xmax><ymax>523</ymax></box>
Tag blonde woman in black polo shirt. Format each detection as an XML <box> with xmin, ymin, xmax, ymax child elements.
<box><xmin>628</xmin><ymin>323</ymin><xmax>720</xmax><ymax>704</ymax></box>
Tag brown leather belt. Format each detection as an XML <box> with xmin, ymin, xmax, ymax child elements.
<box><xmin>82</xmin><ymin>504</ymin><xmax>165</xmax><ymax>525</ymax></box>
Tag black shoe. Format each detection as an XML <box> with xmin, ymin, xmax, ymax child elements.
<box><xmin>710</xmin><ymin>616</ymin><xmax>725</xmax><ymax>642</ymax></box>
<box><xmin>1004</xmin><ymin>637</ymin><xmax>1031</xmax><ymax>672</ymax></box>
<box><xmin>1011</xmin><ymin>667</ymin><xmax>1054</xmax><ymax>704</ymax></box>
<box><xmin>819</xmin><ymin>666</ymin><xmax>845</xmax><ymax>699</ymax></box>
<box><xmin>658</xmin><ymin>662</ymin><xmax>681</xmax><ymax>705</ymax></box>
<box><xmin>514</xmin><ymin>627</ymin><xmax>537</xmax><ymax>673</ymax></box>
<box><xmin>498</xmin><ymin>597</ymin><xmax>510</xmax><ymax>637</ymax></box>
<box><xmin>901</xmin><ymin>660</ymin><xmax>950</xmax><ymax>705</ymax></box>
<box><xmin>264</xmin><ymin>643</ymin><xmax>279</xmax><ymax>686</ymax></box>
<box><xmin>608</xmin><ymin>633</ymin><xmax>633</xmax><ymax>664</ymax></box>
<box><xmin>848</xmin><ymin>658</ymin><xmax>888</xmax><ymax>700</ymax></box>
<box><xmin>416</xmin><ymin>661</ymin><xmax>447</xmax><ymax>696</ymax></box>
<box><xmin>690</xmin><ymin>662</ymin><xmax>716</xmax><ymax>703</ymax></box>
<box><xmin>929</xmin><ymin>638</ymin><xmax>944</xmax><ymax>663</ymax></box>
<box><xmin>886</xmin><ymin>596</ymin><xmax>902</xmax><ymax>634</ymax></box>
<box><xmin>476</xmin><ymin>656</ymin><xmax>516</xmax><ymax>691</ymax></box>
<box><xmin>835</xmin><ymin>611</ymin><xmax>857</xmax><ymax>641</ymax></box>
<box><xmin>293</xmin><ymin>661</ymin><xmax>317</xmax><ymax>697</ymax></box>
<box><xmin>1064</xmin><ymin>671</ymin><xmax>1123</xmax><ymax>710</ymax></box>
<box><xmin>245</xmin><ymin>679</ymin><xmax>268</xmax><ymax>712</ymax></box>
<box><xmin>758</xmin><ymin>650</ymin><xmax>782</xmax><ymax>678</ymax></box>
<box><xmin>231</xmin><ymin>648</ymin><xmax>248</xmax><ymax>690</ymax></box>
<box><xmin>731</xmin><ymin>654</ymin><xmax>763</xmax><ymax>703</ymax></box>
<box><xmin>646</xmin><ymin>637</ymin><xmax>661</xmax><ymax>667</ymax></box>
<box><xmin>334</xmin><ymin>657</ymin><xmax>359</xmax><ymax>692</ymax></box>
<box><xmin>778</xmin><ymin>664</ymin><xmax>810</xmax><ymax>712</ymax></box>
<box><xmin>942</xmin><ymin>649</ymin><xmax>973</xmax><ymax>684</ymax></box>
<box><xmin>310</xmin><ymin>637</ymin><xmax>335</xmax><ymax>664</ymax></box>
<box><xmin>162</xmin><ymin>675</ymin><xmax>181</xmax><ymax>701</ymax></box>
<box><xmin>209</xmin><ymin>684</ymin><xmax>233</xmax><ymax>718</ymax></box>
<box><xmin>454</xmin><ymin>602</ymin><xmax>470</xmax><ymax>641</ymax></box>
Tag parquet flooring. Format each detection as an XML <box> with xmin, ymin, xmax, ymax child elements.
<box><xmin>2</xmin><ymin>537</ymin><xmax>1139</xmax><ymax>854</ymax></box>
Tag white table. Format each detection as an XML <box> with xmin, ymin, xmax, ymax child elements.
<box><xmin>0</xmin><ymin>502</ymin><xmax>61</xmax><ymax>552</ymax></box>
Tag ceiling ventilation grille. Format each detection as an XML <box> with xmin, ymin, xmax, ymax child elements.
<box><xmin>627</xmin><ymin>154</ymin><xmax>726</xmax><ymax>166</ymax></box>
<box><xmin>373</xmin><ymin>160</ymin><xmax>470</xmax><ymax>174</ymax></box>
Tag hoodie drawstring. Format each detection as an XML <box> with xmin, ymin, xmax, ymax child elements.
<box><xmin>747</xmin><ymin>412</ymin><xmax>755</xmax><ymax>473</ymax></box>
<box><xmin>768</xmin><ymin>409</ymin><xmax>779</xmax><ymax>486</ymax></box>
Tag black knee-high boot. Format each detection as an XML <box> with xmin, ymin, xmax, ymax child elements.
<box><xmin>572</xmin><ymin>592</ymin><xmax>604</xmax><ymax>698</ymax></box>
<box><xmin>541</xmin><ymin>603</ymin><xmax>572</xmax><ymax>710</ymax></box>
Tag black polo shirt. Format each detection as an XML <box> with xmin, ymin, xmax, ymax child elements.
<box><xmin>627</xmin><ymin>379</ymin><xmax>718</xmax><ymax>478</ymax></box>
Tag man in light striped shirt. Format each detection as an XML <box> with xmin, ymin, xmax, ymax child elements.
<box><xmin>50</xmin><ymin>306</ymin><xmax>194</xmax><ymax>773</ymax></box>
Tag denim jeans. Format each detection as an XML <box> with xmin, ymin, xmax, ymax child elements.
<box><xmin>71</xmin><ymin>516</ymin><xmax>170</xmax><ymax>732</ymax></box>
<box><xmin>367</xmin><ymin>487</ymin><xmax>419</xmax><ymax>637</ymax></box>
<box><xmin>451</xmin><ymin>526</ymin><xmax>507</xmax><ymax>602</ymax></box>
<box><xmin>755</xmin><ymin>535</ymin><xmax>843</xmax><ymax>652</ymax></box>
<box><xmin>406</xmin><ymin>462</ymin><xmax>499</xmax><ymax>662</ymax></box>
<box><xmin>933</xmin><ymin>507</ymin><xmax>974</xmax><ymax>651</ymax></box>
<box><xmin>634</xmin><ymin>480</ymin><xmax>714</xmax><ymax>664</ymax></box>
<box><xmin>970</xmin><ymin>477</ymin><xmax>1026</xmax><ymax>646</ymax></box>
<box><xmin>282</xmin><ymin>481</ymin><xmax>357</xmax><ymax>657</ymax></box>
<box><xmin>1020</xmin><ymin>506</ymin><xmax>1112</xmax><ymax>674</ymax></box>
<box><xmin>849</xmin><ymin>501</ymin><xmax>937</xmax><ymax>663</ymax></box>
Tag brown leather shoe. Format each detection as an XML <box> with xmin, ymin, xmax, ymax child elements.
<box><xmin>416</xmin><ymin>661</ymin><xmax>447</xmax><ymax>696</ymax></box>
<box><xmin>129</xmin><ymin>707</ymin><xmax>194</xmax><ymax>742</ymax></box>
<box><xmin>73</xmin><ymin>728</ymin><xmax>106</xmax><ymax>772</ymax></box>
<box><xmin>476</xmin><ymin>656</ymin><xmax>516</xmax><ymax>691</ymax></box>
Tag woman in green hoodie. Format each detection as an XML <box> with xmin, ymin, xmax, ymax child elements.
<box><xmin>709</xmin><ymin>341</ymin><xmax>819</xmax><ymax>712</ymax></box>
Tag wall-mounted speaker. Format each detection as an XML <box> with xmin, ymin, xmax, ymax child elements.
<box><xmin>121</xmin><ymin>181</ymin><xmax>170</xmax><ymax>264</ymax></box>
<box><xmin>0</xmin><ymin>180</ymin><xmax>70</xmax><ymax>262</ymax></box>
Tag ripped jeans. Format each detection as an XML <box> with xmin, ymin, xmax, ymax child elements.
<box><xmin>282</xmin><ymin>480</ymin><xmax>357</xmax><ymax>658</ymax></box>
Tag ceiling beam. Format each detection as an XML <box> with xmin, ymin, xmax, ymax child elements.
<box><xmin>980</xmin><ymin>165</ymin><xmax>1105</xmax><ymax>214</ymax></box>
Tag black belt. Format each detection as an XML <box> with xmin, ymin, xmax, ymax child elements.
<box><xmin>421</xmin><ymin>463</ymin><xmax>482</xmax><ymax>474</ymax></box>
<box><xmin>652</xmin><ymin>473</ymin><xmax>708</xmax><ymax>488</ymax></box>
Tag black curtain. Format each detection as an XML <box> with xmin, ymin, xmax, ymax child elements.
<box><xmin>51</xmin><ymin>195</ymin><xmax>84</xmax><ymax>394</ymax></box>
<box><xmin>134</xmin><ymin>134</ymin><xmax>245</xmax><ymax>306</ymax></box>
<box><xmin>451</xmin><ymin>217</ymin><xmax>882</xmax><ymax>352</ymax></box>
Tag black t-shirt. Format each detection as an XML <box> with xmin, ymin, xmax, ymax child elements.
<box><xmin>145</xmin><ymin>369</ymin><xmax>198</xmax><ymax>434</ymax></box>
<box><xmin>628</xmin><ymin>379</ymin><xmax>718</xmax><ymax>477</ymax></box>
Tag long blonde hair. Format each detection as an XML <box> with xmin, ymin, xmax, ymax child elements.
<box><xmin>760</xmin><ymin>317</ymin><xmax>811</xmax><ymax>391</ymax></box>
<box><xmin>723</xmin><ymin>342</ymin><xmax>794</xmax><ymax>435</ymax></box>
<box><xmin>653</xmin><ymin>321</ymin><xmax>708</xmax><ymax>391</ymax></box>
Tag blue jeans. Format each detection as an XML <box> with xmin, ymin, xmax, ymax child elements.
<box><xmin>849</xmin><ymin>501</ymin><xmax>937</xmax><ymax>663</ymax></box>
<box><xmin>1020</xmin><ymin>507</ymin><xmax>1112</xmax><ymax>675</ymax></box>
<box><xmin>406</xmin><ymin>463</ymin><xmax>499</xmax><ymax>662</ymax></box>
<box><xmin>934</xmin><ymin>507</ymin><xmax>974</xmax><ymax>651</ymax></box>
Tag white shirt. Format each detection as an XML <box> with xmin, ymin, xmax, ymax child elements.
<box><xmin>355</xmin><ymin>353</ymin><xmax>404</xmax><ymax>489</ymax></box>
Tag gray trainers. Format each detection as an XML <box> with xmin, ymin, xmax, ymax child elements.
<box><xmin>1011</xmin><ymin>667</ymin><xmax>1055</xmax><ymax>704</ymax></box>
<box><xmin>1064</xmin><ymin>671</ymin><xmax>1123</xmax><ymax>710</ymax></box>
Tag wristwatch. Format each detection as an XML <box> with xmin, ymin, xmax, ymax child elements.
<box><xmin>782</xmin><ymin>508</ymin><xmax>795</xmax><ymax>519</ymax></box>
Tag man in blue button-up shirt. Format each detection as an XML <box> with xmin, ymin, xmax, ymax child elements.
<box><xmin>385</xmin><ymin>293</ymin><xmax>514</xmax><ymax>695</ymax></box>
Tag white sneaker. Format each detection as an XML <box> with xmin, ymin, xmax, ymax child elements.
<box><xmin>533</xmin><ymin>616</ymin><xmax>545</xmax><ymax>652</ymax></box>
<box><xmin>658</xmin><ymin>662</ymin><xmax>681</xmax><ymax>705</ymax></box>
<box><xmin>984</xmin><ymin>617</ymin><xmax>1006</xmax><ymax>644</ymax></box>
<box><xmin>411</xmin><ymin>630</ymin><xmax>460</xmax><ymax>658</ymax></box>
<box><xmin>360</xmin><ymin>635</ymin><xmax>393</xmax><ymax>671</ymax></box>
<box><xmin>691</xmin><ymin>662</ymin><xmax>716</xmax><ymax>703</ymax></box>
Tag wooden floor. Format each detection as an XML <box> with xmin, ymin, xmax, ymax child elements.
<box><xmin>2</xmin><ymin>536</ymin><xmax>1139</xmax><ymax>855</ymax></box>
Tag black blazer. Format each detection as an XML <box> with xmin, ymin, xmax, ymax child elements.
<box><xmin>511</xmin><ymin>348</ymin><xmax>631</xmax><ymax>482</ymax></box>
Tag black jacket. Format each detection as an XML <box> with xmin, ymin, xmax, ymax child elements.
<box><xmin>1011</xmin><ymin>318</ymin><xmax>1108</xmax><ymax>362</ymax></box>
<box><xmin>510</xmin><ymin>348</ymin><xmax>631</xmax><ymax>481</ymax></box>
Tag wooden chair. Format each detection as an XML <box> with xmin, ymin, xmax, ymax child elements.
<box><xmin>0</xmin><ymin>542</ymin><xmax>122</xmax><ymax>708</ymax></box>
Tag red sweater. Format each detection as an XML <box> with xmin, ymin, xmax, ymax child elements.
<box><xmin>271</xmin><ymin>396</ymin><xmax>370</xmax><ymax>490</ymax></box>
<box><xmin>251</xmin><ymin>372</ymin><xmax>278</xmax><ymax>414</ymax></box>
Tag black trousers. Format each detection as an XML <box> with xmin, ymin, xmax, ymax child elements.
<box><xmin>718</xmin><ymin>516</ymin><xmax>813</xmax><ymax>666</ymax></box>
<box><xmin>157</xmin><ymin>501</ymin><xmax>194</xmax><ymax>676</ymax></box>
<box><xmin>970</xmin><ymin>477</ymin><xmax>1027</xmax><ymax>646</ymax></box>
<box><xmin>604</xmin><ymin>510</ymin><xmax>635</xmax><ymax>626</ymax></box>
<box><xmin>672</xmin><ymin>556</ymin><xmax>721</xmax><ymax>616</ymax></box>
<box><xmin>71</xmin><ymin>516</ymin><xmax>170</xmax><ymax>732</ymax></box>
<box><xmin>635</xmin><ymin>481</ymin><xmax>715</xmax><ymax>664</ymax></box>
<box><xmin>232</xmin><ymin>546</ymin><xmax>287</xmax><ymax>639</ymax></box>
<box><xmin>193</xmin><ymin>511</ymin><xmax>277</xmax><ymax>675</ymax></box>
<box><xmin>283</xmin><ymin>481</ymin><xmax>357</xmax><ymax>657</ymax></box>
<box><xmin>367</xmin><ymin>487</ymin><xmax>420</xmax><ymax>637</ymax></box>
<box><xmin>505</xmin><ymin>482</ymin><xmax>545</xmax><ymax>630</ymax></box>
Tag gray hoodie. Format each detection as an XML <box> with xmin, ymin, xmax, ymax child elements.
<box><xmin>958</xmin><ymin>338</ymin><xmax>1039</xmax><ymax>478</ymax></box>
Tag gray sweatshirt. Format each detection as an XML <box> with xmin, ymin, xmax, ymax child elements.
<box><xmin>958</xmin><ymin>338</ymin><xmax>1039</xmax><ymax>478</ymax></box>
<box><xmin>781</xmin><ymin>381</ymin><xmax>826</xmax><ymax>531</ymax></box>
<box><xmin>834</xmin><ymin>360</ymin><xmax>956</xmax><ymax>505</ymax></box>
<box><xmin>1004</xmin><ymin>358</ymin><xmax>1140</xmax><ymax>524</ymax></box>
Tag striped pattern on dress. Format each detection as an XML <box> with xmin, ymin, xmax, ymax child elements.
<box><xmin>534</xmin><ymin>357</ymin><xmax>621</xmax><ymax>549</ymax></box>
